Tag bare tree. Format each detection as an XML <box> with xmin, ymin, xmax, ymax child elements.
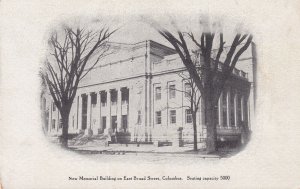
<box><xmin>41</xmin><ymin>24</ymin><xmax>116</xmax><ymax>148</ymax></box>
<box><xmin>155</xmin><ymin>21</ymin><xmax>252</xmax><ymax>153</ymax></box>
<box><xmin>177</xmin><ymin>71</ymin><xmax>202</xmax><ymax>151</ymax></box>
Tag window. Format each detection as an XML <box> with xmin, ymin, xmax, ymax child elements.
<box><xmin>122</xmin><ymin>115</ymin><xmax>128</xmax><ymax>132</ymax></box>
<box><xmin>156</xmin><ymin>111</ymin><xmax>162</xmax><ymax>124</ymax></box>
<box><xmin>59</xmin><ymin>119</ymin><xmax>62</xmax><ymax>129</ymax></box>
<box><xmin>100</xmin><ymin>91</ymin><xmax>107</xmax><ymax>107</ymax></box>
<box><xmin>137</xmin><ymin>110</ymin><xmax>141</xmax><ymax>125</ymax></box>
<box><xmin>186</xmin><ymin>109</ymin><xmax>192</xmax><ymax>123</ymax></box>
<box><xmin>52</xmin><ymin>119</ymin><xmax>55</xmax><ymax>129</ymax></box>
<box><xmin>121</xmin><ymin>88</ymin><xmax>129</xmax><ymax>104</ymax></box>
<box><xmin>170</xmin><ymin>110</ymin><xmax>176</xmax><ymax>124</ymax></box>
<box><xmin>101</xmin><ymin>116</ymin><xmax>106</xmax><ymax>129</ymax></box>
<box><xmin>45</xmin><ymin>111</ymin><xmax>49</xmax><ymax>129</ymax></box>
<box><xmin>82</xmin><ymin>95</ymin><xmax>87</xmax><ymax>130</ymax></box>
<box><xmin>185</xmin><ymin>83</ymin><xmax>191</xmax><ymax>97</ymax></box>
<box><xmin>111</xmin><ymin>116</ymin><xmax>117</xmax><ymax>132</ymax></box>
<box><xmin>169</xmin><ymin>84</ymin><xmax>176</xmax><ymax>98</ymax></box>
<box><xmin>52</xmin><ymin>103</ymin><xmax>56</xmax><ymax>111</ymax></box>
<box><xmin>43</xmin><ymin>98</ymin><xmax>46</xmax><ymax>110</ymax></box>
<box><xmin>155</xmin><ymin>87</ymin><xmax>161</xmax><ymax>100</ymax></box>
<box><xmin>91</xmin><ymin>93</ymin><xmax>97</xmax><ymax>105</ymax></box>
<box><xmin>111</xmin><ymin>90</ymin><xmax>117</xmax><ymax>105</ymax></box>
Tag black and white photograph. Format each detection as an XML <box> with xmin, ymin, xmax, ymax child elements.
<box><xmin>40</xmin><ymin>15</ymin><xmax>256</xmax><ymax>158</ymax></box>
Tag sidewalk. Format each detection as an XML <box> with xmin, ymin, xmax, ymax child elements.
<box><xmin>69</xmin><ymin>143</ymin><xmax>222</xmax><ymax>158</ymax></box>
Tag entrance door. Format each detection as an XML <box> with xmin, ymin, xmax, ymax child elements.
<box><xmin>122</xmin><ymin>115</ymin><xmax>128</xmax><ymax>132</ymax></box>
<box><xmin>111</xmin><ymin>116</ymin><xmax>117</xmax><ymax>132</ymax></box>
<box><xmin>82</xmin><ymin>95</ymin><xmax>87</xmax><ymax>130</ymax></box>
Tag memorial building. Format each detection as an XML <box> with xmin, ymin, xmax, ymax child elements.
<box><xmin>41</xmin><ymin>40</ymin><xmax>255</xmax><ymax>145</ymax></box>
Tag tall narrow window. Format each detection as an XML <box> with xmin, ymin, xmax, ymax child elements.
<box><xmin>185</xmin><ymin>83</ymin><xmax>191</xmax><ymax>97</ymax></box>
<box><xmin>137</xmin><ymin>110</ymin><xmax>141</xmax><ymax>125</ymax></box>
<box><xmin>91</xmin><ymin>93</ymin><xmax>97</xmax><ymax>107</ymax></box>
<box><xmin>186</xmin><ymin>109</ymin><xmax>192</xmax><ymax>123</ymax></box>
<box><xmin>170</xmin><ymin>110</ymin><xmax>176</xmax><ymax>124</ymax></box>
<box><xmin>52</xmin><ymin>102</ymin><xmax>56</xmax><ymax>111</ymax></box>
<box><xmin>241</xmin><ymin>96</ymin><xmax>245</xmax><ymax>121</ymax></box>
<box><xmin>122</xmin><ymin>115</ymin><xmax>128</xmax><ymax>132</ymax></box>
<box><xmin>111</xmin><ymin>89</ymin><xmax>117</xmax><ymax>105</ymax></box>
<box><xmin>43</xmin><ymin>98</ymin><xmax>46</xmax><ymax>111</ymax></box>
<box><xmin>156</xmin><ymin>111</ymin><xmax>162</xmax><ymax>124</ymax></box>
<box><xmin>101</xmin><ymin>116</ymin><xmax>106</xmax><ymax>129</ymax></box>
<box><xmin>59</xmin><ymin>119</ymin><xmax>62</xmax><ymax>129</ymax></box>
<box><xmin>82</xmin><ymin>95</ymin><xmax>87</xmax><ymax>130</ymax></box>
<box><xmin>52</xmin><ymin>119</ymin><xmax>56</xmax><ymax>129</ymax></box>
<box><xmin>169</xmin><ymin>84</ymin><xmax>176</xmax><ymax>99</ymax></box>
<box><xmin>121</xmin><ymin>88</ymin><xmax>129</xmax><ymax>104</ymax></box>
<box><xmin>100</xmin><ymin>91</ymin><xmax>107</xmax><ymax>107</ymax></box>
<box><xmin>111</xmin><ymin>116</ymin><xmax>117</xmax><ymax>132</ymax></box>
<box><xmin>155</xmin><ymin>87</ymin><xmax>161</xmax><ymax>100</ymax></box>
<box><xmin>45</xmin><ymin>111</ymin><xmax>49</xmax><ymax>130</ymax></box>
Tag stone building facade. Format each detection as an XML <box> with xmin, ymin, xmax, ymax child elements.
<box><xmin>41</xmin><ymin>40</ymin><xmax>255</xmax><ymax>145</ymax></box>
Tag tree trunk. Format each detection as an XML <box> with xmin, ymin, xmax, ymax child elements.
<box><xmin>205</xmin><ymin>97</ymin><xmax>218</xmax><ymax>153</ymax></box>
<box><xmin>192</xmin><ymin>112</ymin><xmax>198</xmax><ymax>151</ymax></box>
<box><xmin>60</xmin><ymin>108</ymin><xmax>70</xmax><ymax>148</ymax></box>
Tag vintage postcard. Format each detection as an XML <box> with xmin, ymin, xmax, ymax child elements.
<box><xmin>1</xmin><ymin>0</ymin><xmax>300</xmax><ymax>188</ymax></box>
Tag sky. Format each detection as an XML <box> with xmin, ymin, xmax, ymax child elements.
<box><xmin>105</xmin><ymin>16</ymin><xmax>172</xmax><ymax>47</ymax></box>
<box><xmin>100</xmin><ymin>14</ymin><xmax>250</xmax><ymax>48</ymax></box>
<box><xmin>45</xmin><ymin>14</ymin><xmax>254</xmax><ymax>81</ymax></box>
<box><xmin>104</xmin><ymin>15</ymin><xmax>253</xmax><ymax>77</ymax></box>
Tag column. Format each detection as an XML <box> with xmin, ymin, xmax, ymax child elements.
<box><xmin>98</xmin><ymin>91</ymin><xmax>101</xmax><ymax>133</ymax></box>
<box><xmin>78</xmin><ymin>95</ymin><xmax>82</xmax><ymax>131</ymax></box>
<box><xmin>129</xmin><ymin>85</ymin><xmax>135</xmax><ymax>142</ymax></box>
<box><xmin>218</xmin><ymin>93</ymin><xmax>223</xmax><ymax>127</ymax></box>
<box><xmin>75</xmin><ymin>96</ymin><xmax>79</xmax><ymax>131</ymax></box>
<box><xmin>148</xmin><ymin>79</ymin><xmax>152</xmax><ymax>142</ymax></box>
<box><xmin>127</xmin><ymin>88</ymin><xmax>130</xmax><ymax>133</ymax></box>
<box><xmin>85</xmin><ymin>93</ymin><xmax>92</xmax><ymax>135</ymax></box>
<box><xmin>144</xmin><ymin>78</ymin><xmax>148</xmax><ymax>142</ymax></box>
<box><xmin>104</xmin><ymin>90</ymin><xmax>111</xmax><ymax>134</ymax></box>
<box><xmin>200</xmin><ymin>97</ymin><xmax>206</xmax><ymax>138</ymax></box>
<box><xmin>200</xmin><ymin>97</ymin><xmax>205</xmax><ymax>125</ymax></box>
<box><xmin>148</xmin><ymin>77</ymin><xmax>153</xmax><ymax>142</ymax></box>
<box><xmin>117</xmin><ymin>89</ymin><xmax>122</xmax><ymax>131</ymax></box>
<box><xmin>57</xmin><ymin>109</ymin><xmax>60</xmax><ymax>132</ymax></box>
<box><xmin>241</xmin><ymin>96</ymin><xmax>244</xmax><ymax>122</ymax></box>
<box><xmin>226</xmin><ymin>90</ymin><xmax>231</xmax><ymax>128</ymax></box>
<box><xmin>234</xmin><ymin>91</ymin><xmax>238</xmax><ymax>128</ymax></box>
<box><xmin>145</xmin><ymin>41</ymin><xmax>150</xmax><ymax>142</ymax></box>
<box><xmin>90</xmin><ymin>92</ymin><xmax>97</xmax><ymax>135</ymax></box>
